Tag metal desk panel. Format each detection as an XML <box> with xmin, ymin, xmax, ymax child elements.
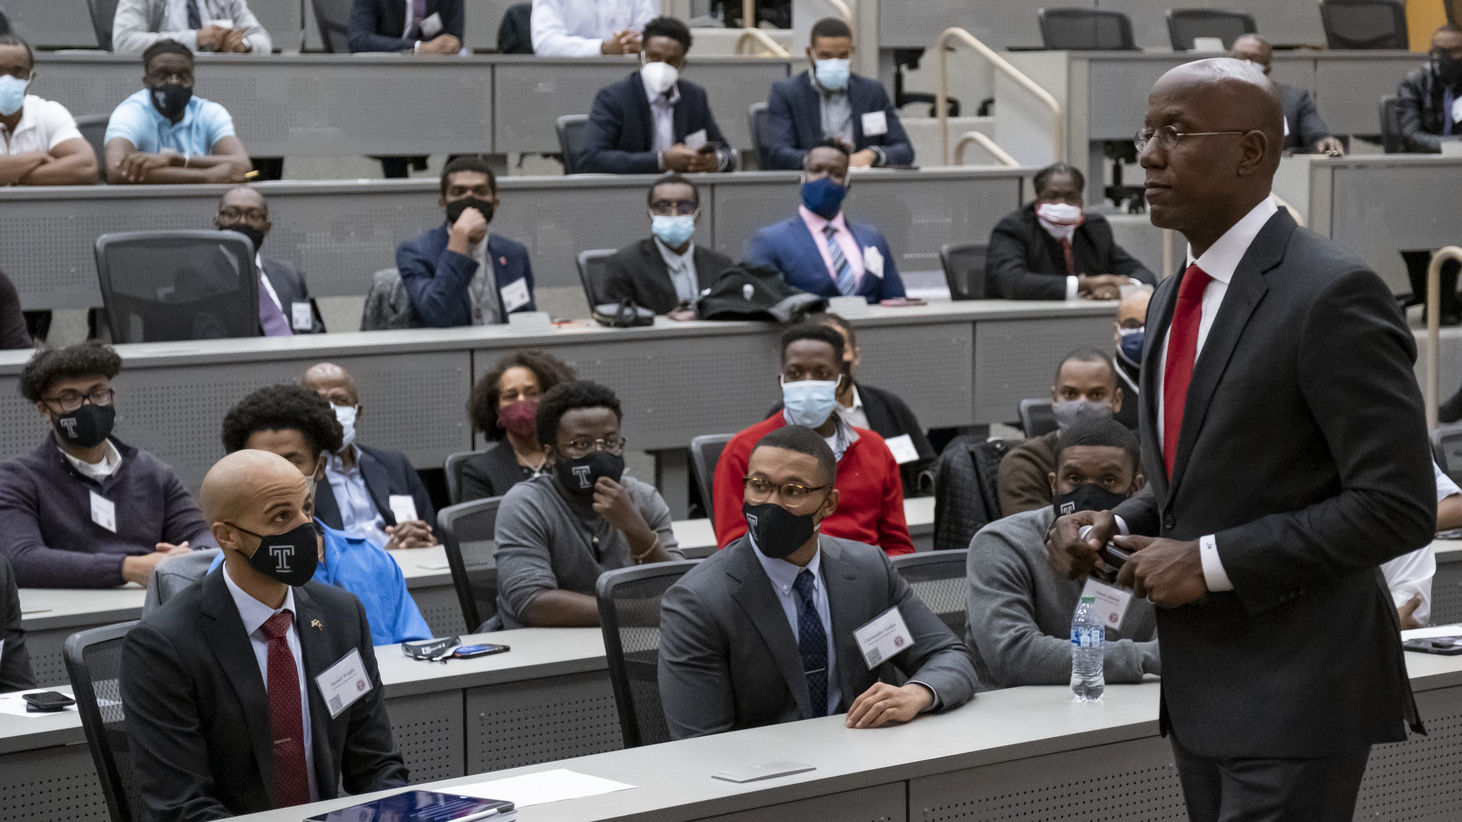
<box><xmin>1312</xmin><ymin>53</ymin><xmax>1424</xmax><ymax>138</ymax></box>
<box><xmin>464</xmin><ymin>670</ymin><xmax>622</xmax><ymax>773</ymax></box>
<box><xmin>386</xmin><ymin>690</ymin><xmax>467</xmax><ymax>783</ymax></box>
<box><xmin>973</xmin><ymin>313</ymin><xmax>1116</xmax><ymax>423</ymax></box>
<box><xmin>0</xmin><ymin>742</ymin><xmax>109</xmax><ymax>822</ymax></box>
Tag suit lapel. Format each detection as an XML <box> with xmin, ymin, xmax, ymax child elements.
<box><xmin>629</xmin><ymin>75</ymin><xmax>654</xmax><ymax>151</ymax></box>
<box><xmin>645</xmin><ymin>239</ymin><xmax>679</xmax><ymax>307</ymax></box>
<box><xmin>818</xmin><ymin>540</ymin><xmax>866</xmax><ymax>709</ymax></box>
<box><xmin>672</xmin><ymin>88</ymin><xmax>690</xmax><ymax>141</ymax></box>
<box><xmin>790</xmin><ymin>216</ymin><xmax>830</xmax><ymax>288</ymax></box>
<box><xmin>794</xmin><ymin>74</ymin><xmax>821</xmax><ymax>146</ymax></box>
<box><xmin>847</xmin><ymin>78</ymin><xmax>869</xmax><ymax>144</ymax></box>
<box><xmin>1140</xmin><ymin>273</ymin><xmax>1180</xmax><ymax>501</ymax></box>
<box><xmin>727</xmin><ymin>541</ymin><xmax>813</xmax><ymax>718</ymax></box>
<box><xmin>199</xmin><ymin>569</ymin><xmax>279</xmax><ymax>795</ymax></box>
<box><xmin>354</xmin><ymin>448</ymin><xmax>395</xmax><ymax>526</ymax></box>
<box><xmin>292</xmin><ymin>585</ymin><xmax>340</xmax><ymax>800</ymax></box>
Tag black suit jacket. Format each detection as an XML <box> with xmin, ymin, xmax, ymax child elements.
<box><xmin>764</xmin><ymin>72</ymin><xmax>914</xmax><ymax>170</ymax></box>
<box><xmin>1114</xmin><ymin>208</ymin><xmax>1434</xmax><ymax>759</ymax></box>
<box><xmin>987</xmin><ymin>205</ymin><xmax>1157</xmax><ymax>300</ymax></box>
<box><xmin>768</xmin><ymin>382</ymin><xmax>935</xmax><ymax>495</ymax></box>
<box><xmin>259</xmin><ymin>256</ymin><xmax>325</xmax><ymax>334</ymax></box>
<box><xmin>460</xmin><ymin>439</ymin><xmax>534</xmax><ymax>502</ymax></box>
<box><xmin>314</xmin><ymin>444</ymin><xmax>435</xmax><ymax>532</ymax></box>
<box><xmin>581</xmin><ymin>72</ymin><xmax>736</xmax><ymax>174</ymax></box>
<box><xmin>600</xmin><ymin>237</ymin><xmax>734</xmax><ymax>313</ymax></box>
<box><xmin>1277</xmin><ymin>83</ymin><xmax>1333</xmax><ymax>151</ymax></box>
<box><xmin>348</xmin><ymin>0</ymin><xmax>464</xmax><ymax>52</ymax></box>
<box><xmin>120</xmin><ymin>569</ymin><xmax>407</xmax><ymax>819</ymax></box>
<box><xmin>0</xmin><ymin>555</ymin><xmax>35</xmax><ymax>692</ymax></box>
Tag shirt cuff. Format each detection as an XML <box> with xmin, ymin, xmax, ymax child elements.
<box><xmin>1198</xmin><ymin>534</ymin><xmax>1233</xmax><ymax>591</ymax></box>
<box><xmin>871</xmin><ymin>145</ymin><xmax>887</xmax><ymax>167</ymax></box>
<box><xmin>908</xmin><ymin>679</ymin><xmax>940</xmax><ymax>712</ymax></box>
<box><xmin>1065</xmin><ymin>275</ymin><xmax>1079</xmax><ymax>301</ymax></box>
<box><xmin>657</xmin><ymin>151</ymin><xmax>665</xmax><ymax>172</ymax></box>
<box><xmin>1112</xmin><ymin>515</ymin><xmax>1130</xmax><ymax>536</ymax></box>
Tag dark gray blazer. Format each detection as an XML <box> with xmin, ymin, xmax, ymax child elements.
<box><xmin>658</xmin><ymin>534</ymin><xmax>977</xmax><ymax>739</ymax></box>
<box><xmin>0</xmin><ymin>555</ymin><xmax>35</xmax><ymax>692</ymax></box>
<box><xmin>1278</xmin><ymin>83</ymin><xmax>1333</xmax><ymax>151</ymax></box>
<box><xmin>1114</xmin><ymin>208</ymin><xmax>1434</xmax><ymax>759</ymax></box>
<box><xmin>260</xmin><ymin>256</ymin><xmax>325</xmax><ymax>333</ymax></box>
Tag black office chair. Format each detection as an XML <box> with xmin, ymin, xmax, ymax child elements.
<box><xmin>1319</xmin><ymin>0</ymin><xmax>1408</xmax><ymax>50</ymax></box>
<box><xmin>595</xmin><ymin>560</ymin><xmax>699</xmax><ymax>748</ymax></box>
<box><xmin>747</xmin><ymin>102</ymin><xmax>772</xmax><ymax>170</ymax></box>
<box><xmin>1166</xmin><ymin>9</ymin><xmax>1257</xmax><ymax>51</ymax></box>
<box><xmin>312</xmin><ymin>0</ymin><xmax>354</xmax><ymax>53</ymax></box>
<box><xmin>1037</xmin><ymin>8</ymin><xmax>1136</xmax><ymax>51</ymax></box>
<box><xmin>1380</xmin><ymin>94</ymin><xmax>1404</xmax><ymax>153</ymax></box>
<box><xmin>894</xmin><ymin>48</ymin><xmax>959</xmax><ymax>118</ymax></box>
<box><xmin>0</xmin><ymin>9</ymin><xmax>10</xmax><ymax>36</ymax></box>
<box><xmin>73</xmin><ymin>114</ymin><xmax>109</xmax><ymax>179</ymax></box>
<box><xmin>556</xmin><ymin>114</ymin><xmax>591</xmax><ymax>174</ymax></box>
<box><xmin>939</xmin><ymin>242</ymin><xmax>989</xmax><ymax>301</ymax></box>
<box><xmin>1433</xmin><ymin>426</ymin><xmax>1462</xmax><ymax>485</ymax></box>
<box><xmin>1018</xmin><ymin>398</ymin><xmax>1057</xmax><ymax>438</ymax></box>
<box><xmin>64</xmin><ymin>621</ymin><xmax>142</xmax><ymax>822</ymax></box>
<box><xmin>575</xmin><ymin>248</ymin><xmax>616</xmax><ymax>310</ymax></box>
<box><xmin>497</xmin><ymin>3</ymin><xmax>534</xmax><ymax>54</ymax></box>
<box><xmin>94</xmin><ymin>230</ymin><xmax>260</xmax><ymax>343</ymax></box>
<box><xmin>85</xmin><ymin>0</ymin><xmax>119</xmax><ymax>50</ymax></box>
<box><xmin>931</xmin><ymin>436</ymin><xmax>1012</xmax><ymax>552</ymax></box>
<box><xmin>689</xmin><ymin>433</ymin><xmax>732</xmax><ymax>520</ymax></box>
<box><xmin>438</xmin><ymin>497</ymin><xmax>503</xmax><ymax>633</ymax></box>
<box><xmin>443</xmin><ymin>448</ymin><xmax>489</xmax><ymax>505</ymax></box>
<box><xmin>891</xmin><ymin>550</ymin><xmax>971</xmax><ymax>636</ymax></box>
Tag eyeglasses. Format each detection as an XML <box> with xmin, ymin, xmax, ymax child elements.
<box><xmin>40</xmin><ymin>387</ymin><xmax>115</xmax><ymax>414</ymax></box>
<box><xmin>742</xmin><ymin>476</ymin><xmax>829</xmax><ymax>505</ymax></box>
<box><xmin>561</xmin><ymin>435</ymin><xmax>626</xmax><ymax>458</ymax></box>
<box><xmin>218</xmin><ymin>206</ymin><xmax>268</xmax><ymax>222</ymax></box>
<box><xmin>1134</xmin><ymin>125</ymin><xmax>1249</xmax><ymax>153</ymax></box>
<box><xmin>649</xmin><ymin>199</ymin><xmax>697</xmax><ymax>216</ymax></box>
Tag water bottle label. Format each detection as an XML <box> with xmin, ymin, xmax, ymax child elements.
<box><xmin>1071</xmin><ymin>627</ymin><xmax>1105</xmax><ymax>648</ymax></box>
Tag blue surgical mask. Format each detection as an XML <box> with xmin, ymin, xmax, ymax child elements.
<box><xmin>813</xmin><ymin>58</ymin><xmax>851</xmax><ymax>92</ymax></box>
<box><xmin>0</xmin><ymin>75</ymin><xmax>29</xmax><ymax>117</ymax></box>
<box><xmin>332</xmin><ymin>403</ymin><xmax>358</xmax><ymax>449</ymax></box>
<box><xmin>651</xmin><ymin>215</ymin><xmax>696</xmax><ymax>249</ymax></box>
<box><xmin>781</xmin><ymin>375</ymin><xmax>842</xmax><ymax>427</ymax></box>
<box><xmin>1117</xmin><ymin>327</ymin><xmax>1145</xmax><ymax>365</ymax></box>
<box><xmin>800</xmin><ymin>176</ymin><xmax>847</xmax><ymax>220</ymax></box>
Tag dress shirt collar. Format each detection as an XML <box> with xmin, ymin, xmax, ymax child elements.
<box><xmin>0</xmin><ymin>95</ymin><xmax>39</xmax><ymax>141</ymax></box>
<box><xmin>326</xmin><ymin>443</ymin><xmax>362</xmax><ymax>475</ymax></box>
<box><xmin>1184</xmin><ymin>197</ymin><xmax>1278</xmax><ymax>286</ymax></box>
<box><xmin>798</xmin><ymin>204</ymin><xmax>848</xmax><ymax>234</ymax></box>
<box><xmin>58</xmin><ymin>438</ymin><xmax>123</xmax><ymax>480</ymax></box>
<box><xmin>223</xmin><ymin>560</ymin><xmax>299</xmax><ymax>637</ymax></box>
<box><xmin>806</xmin><ymin>68</ymin><xmax>846</xmax><ymax>99</ymax></box>
<box><xmin>652</xmin><ymin>235</ymin><xmax>695</xmax><ymax>268</ymax></box>
<box><xmin>846</xmin><ymin>385</ymin><xmax>864</xmax><ymax>414</ymax></box>
<box><xmin>750</xmin><ymin>534</ymin><xmax>824</xmax><ymax>597</ymax></box>
<box><xmin>641</xmin><ymin>74</ymin><xmax>681</xmax><ymax>107</ymax></box>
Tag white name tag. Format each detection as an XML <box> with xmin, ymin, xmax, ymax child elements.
<box><xmin>315</xmin><ymin>648</ymin><xmax>371</xmax><ymax>719</ymax></box>
<box><xmin>860</xmin><ymin>110</ymin><xmax>888</xmax><ymax>137</ymax></box>
<box><xmin>684</xmin><ymin>129</ymin><xmax>708</xmax><ymax>150</ymax></box>
<box><xmin>853</xmin><ymin>606</ymin><xmax>915</xmax><ymax>669</ymax></box>
<box><xmin>864</xmin><ymin>246</ymin><xmax>884</xmax><ymax>278</ymax></box>
<box><xmin>500</xmin><ymin>277</ymin><xmax>531</xmax><ymax>314</ymax></box>
<box><xmin>388</xmin><ymin>494</ymin><xmax>418</xmax><ymax>524</ymax></box>
<box><xmin>883</xmin><ymin>434</ymin><xmax>920</xmax><ymax>465</ymax></box>
<box><xmin>420</xmin><ymin>12</ymin><xmax>444</xmax><ymax>38</ymax></box>
<box><xmin>1453</xmin><ymin>97</ymin><xmax>1462</xmax><ymax>125</ymax></box>
<box><xmin>1282</xmin><ymin>114</ymin><xmax>1289</xmax><ymax>138</ymax></box>
<box><xmin>89</xmin><ymin>490</ymin><xmax>116</xmax><ymax>533</ymax></box>
<box><xmin>290</xmin><ymin>301</ymin><xmax>313</xmax><ymax>332</ymax></box>
<box><xmin>1079</xmin><ymin>578</ymin><xmax>1134</xmax><ymax>632</ymax></box>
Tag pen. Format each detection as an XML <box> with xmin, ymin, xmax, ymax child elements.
<box><xmin>243</xmin><ymin>170</ymin><xmax>260</xmax><ymax>179</ymax></box>
<box><xmin>454</xmin><ymin>805</ymin><xmax>513</xmax><ymax>821</ymax></box>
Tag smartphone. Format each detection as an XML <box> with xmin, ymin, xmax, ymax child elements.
<box><xmin>1402</xmin><ymin>636</ymin><xmax>1462</xmax><ymax>655</ymax></box>
<box><xmin>453</xmin><ymin>644</ymin><xmax>510</xmax><ymax>659</ymax></box>
<box><xmin>879</xmin><ymin>297</ymin><xmax>927</xmax><ymax>307</ymax></box>
<box><xmin>23</xmin><ymin>691</ymin><xmax>76</xmax><ymax>712</ymax></box>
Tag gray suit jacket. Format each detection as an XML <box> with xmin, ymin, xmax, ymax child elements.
<box><xmin>658</xmin><ymin>534</ymin><xmax>977</xmax><ymax>739</ymax></box>
<box><xmin>1278</xmin><ymin>83</ymin><xmax>1332</xmax><ymax>151</ymax></box>
<box><xmin>1114</xmin><ymin>208</ymin><xmax>1434</xmax><ymax>759</ymax></box>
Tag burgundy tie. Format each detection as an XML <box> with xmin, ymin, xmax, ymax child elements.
<box><xmin>260</xmin><ymin>610</ymin><xmax>311</xmax><ymax>808</ymax></box>
<box><xmin>1060</xmin><ymin>237</ymin><xmax>1075</xmax><ymax>275</ymax></box>
<box><xmin>1162</xmin><ymin>264</ymin><xmax>1212</xmax><ymax>479</ymax></box>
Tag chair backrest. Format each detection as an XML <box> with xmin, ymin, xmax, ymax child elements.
<box><xmin>142</xmin><ymin>548</ymin><xmax>222</xmax><ymax>616</ymax></box>
<box><xmin>85</xmin><ymin>0</ymin><xmax>119</xmax><ymax>50</ymax></box>
<box><xmin>64</xmin><ymin>621</ymin><xmax>142</xmax><ymax>822</ymax></box>
<box><xmin>576</xmin><ymin>248</ymin><xmax>617</xmax><ymax>309</ymax></box>
<box><xmin>747</xmin><ymin>101</ymin><xmax>772</xmax><ymax>170</ymax></box>
<box><xmin>1018</xmin><ymin>398</ymin><xmax>1058</xmax><ymax>438</ymax></box>
<box><xmin>73</xmin><ymin>114</ymin><xmax>109</xmax><ymax>176</ymax></box>
<box><xmin>595</xmin><ymin>560</ymin><xmax>699</xmax><ymax>748</ymax></box>
<box><xmin>1319</xmin><ymin>0</ymin><xmax>1408</xmax><ymax>50</ymax></box>
<box><xmin>312</xmin><ymin>0</ymin><xmax>354</xmax><ymax>53</ymax></box>
<box><xmin>689</xmin><ymin>433</ymin><xmax>733</xmax><ymax>520</ymax></box>
<box><xmin>556</xmin><ymin>114</ymin><xmax>591</xmax><ymax>174</ymax></box>
<box><xmin>0</xmin><ymin>10</ymin><xmax>10</xmax><ymax>36</ymax></box>
<box><xmin>438</xmin><ymin>497</ymin><xmax>502</xmax><ymax>632</ymax></box>
<box><xmin>497</xmin><ymin>2</ymin><xmax>535</xmax><ymax>54</ymax></box>
<box><xmin>939</xmin><ymin>242</ymin><xmax>989</xmax><ymax>301</ymax></box>
<box><xmin>932</xmin><ymin>436</ymin><xmax>1012</xmax><ymax>552</ymax></box>
<box><xmin>1037</xmin><ymin>8</ymin><xmax>1135</xmax><ymax>51</ymax></box>
<box><xmin>1165</xmin><ymin>9</ymin><xmax>1257</xmax><ymax>50</ymax></box>
<box><xmin>891</xmin><ymin>550</ymin><xmax>971</xmax><ymax>636</ymax></box>
<box><xmin>444</xmin><ymin>448</ymin><xmax>490</xmax><ymax>505</ymax></box>
<box><xmin>94</xmin><ymin>230</ymin><xmax>260</xmax><ymax>343</ymax></box>
<box><xmin>1380</xmin><ymin>94</ymin><xmax>1404</xmax><ymax>153</ymax></box>
<box><xmin>1433</xmin><ymin>426</ymin><xmax>1462</xmax><ymax>485</ymax></box>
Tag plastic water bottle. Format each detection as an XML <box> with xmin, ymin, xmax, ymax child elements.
<box><xmin>1071</xmin><ymin>595</ymin><xmax>1105</xmax><ymax>702</ymax></box>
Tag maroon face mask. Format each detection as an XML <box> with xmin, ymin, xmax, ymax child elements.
<box><xmin>499</xmin><ymin>399</ymin><xmax>538</xmax><ymax>439</ymax></box>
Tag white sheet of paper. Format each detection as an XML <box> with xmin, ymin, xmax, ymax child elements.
<box><xmin>209</xmin><ymin>18</ymin><xmax>234</xmax><ymax>28</ymax></box>
<box><xmin>853</xmin><ymin>606</ymin><xmax>915</xmax><ymax>669</ymax></box>
<box><xmin>883</xmin><ymin>434</ymin><xmax>920</xmax><ymax>465</ymax></box>
<box><xmin>1079</xmin><ymin>578</ymin><xmax>1134</xmax><ymax>631</ymax></box>
<box><xmin>420</xmin><ymin>12</ymin><xmax>444</xmax><ymax>38</ymax></box>
<box><xmin>860</xmin><ymin>110</ymin><xmax>888</xmax><ymax>137</ymax></box>
<box><xmin>315</xmin><ymin>648</ymin><xmax>371</xmax><ymax>719</ymax></box>
<box><xmin>500</xmin><ymin>278</ymin><xmax>531</xmax><ymax>313</ymax></box>
<box><xmin>388</xmin><ymin>494</ymin><xmax>418</xmax><ymax>524</ymax></box>
<box><xmin>684</xmin><ymin>129</ymin><xmax>708</xmax><ymax>150</ymax></box>
<box><xmin>0</xmin><ymin>691</ymin><xmax>75</xmax><ymax>718</ymax></box>
<box><xmin>507</xmin><ymin>310</ymin><xmax>552</xmax><ymax>331</ymax></box>
<box><xmin>1402</xmin><ymin>623</ymin><xmax>1462</xmax><ymax>641</ymax></box>
<box><xmin>291</xmin><ymin>302</ymin><xmax>313</xmax><ymax>331</ymax></box>
<box><xmin>864</xmin><ymin>246</ymin><xmax>884</xmax><ymax>278</ymax></box>
<box><xmin>90</xmin><ymin>490</ymin><xmax>116</xmax><ymax>533</ymax></box>
<box><xmin>454</xmin><ymin>769</ymin><xmax>635</xmax><ymax>807</ymax></box>
<box><xmin>1191</xmin><ymin>36</ymin><xmax>1225</xmax><ymax>52</ymax></box>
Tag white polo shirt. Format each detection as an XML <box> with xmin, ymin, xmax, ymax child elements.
<box><xmin>0</xmin><ymin>95</ymin><xmax>82</xmax><ymax>155</ymax></box>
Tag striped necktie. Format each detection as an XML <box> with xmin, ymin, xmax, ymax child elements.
<box><xmin>823</xmin><ymin>225</ymin><xmax>857</xmax><ymax>296</ymax></box>
<box><xmin>792</xmin><ymin>570</ymin><xmax>829</xmax><ymax>716</ymax></box>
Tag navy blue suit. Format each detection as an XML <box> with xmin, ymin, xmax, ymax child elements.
<box><xmin>746</xmin><ymin>212</ymin><xmax>905</xmax><ymax>302</ymax></box>
<box><xmin>765</xmin><ymin>72</ymin><xmax>913</xmax><ymax>170</ymax></box>
<box><xmin>582</xmin><ymin>71</ymin><xmax>736</xmax><ymax>174</ymax></box>
<box><xmin>348</xmin><ymin>0</ymin><xmax>464</xmax><ymax>52</ymax></box>
<box><xmin>314</xmin><ymin>444</ymin><xmax>435</xmax><ymax>533</ymax></box>
<box><xmin>396</xmin><ymin>225</ymin><xmax>536</xmax><ymax>328</ymax></box>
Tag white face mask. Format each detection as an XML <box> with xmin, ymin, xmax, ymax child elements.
<box><xmin>1035</xmin><ymin>201</ymin><xmax>1085</xmax><ymax>242</ymax></box>
<box><xmin>332</xmin><ymin>403</ymin><xmax>358</xmax><ymax>449</ymax></box>
<box><xmin>640</xmin><ymin>61</ymin><xmax>678</xmax><ymax>96</ymax></box>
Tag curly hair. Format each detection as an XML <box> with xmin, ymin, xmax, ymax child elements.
<box><xmin>18</xmin><ymin>342</ymin><xmax>122</xmax><ymax>402</ymax></box>
<box><xmin>222</xmin><ymin>385</ymin><xmax>343</xmax><ymax>459</ymax></box>
<box><xmin>469</xmin><ymin>351</ymin><xmax>577</xmax><ymax>439</ymax></box>
<box><xmin>536</xmin><ymin>381</ymin><xmax>622</xmax><ymax>450</ymax></box>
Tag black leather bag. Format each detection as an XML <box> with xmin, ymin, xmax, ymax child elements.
<box><xmin>695</xmin><ymin>262</ymin><xmax>826</xmax><ymax>322</ymax></box>
<box><xmin>592</xmin><ymin>299</ymin><xmax>655</xmax><ymax>328</ymax></box>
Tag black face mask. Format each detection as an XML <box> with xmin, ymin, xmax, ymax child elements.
<box><xmin>53</xmin><ymin>404</ymin><xmax>116</xmax><ymax>449</ymax></box>
<box><xmin>1435</xmin><ymin>53</ymin><xmax>1462</xmax><ymax>89</ymax></box>
<box><xmin>231</xmin><ymin>520</ymin><xmax>319</xmax><ymax>587</ymax></box>
<box><xmin>218</xmin><ymin>222</ymin><xmax>265</xmax><ymax>253</ymax></box>
<box><xmin>445</xmin><ymin>196</ymin><xmax>495</xmax><ymax>227</ymax></box>
<box><xmin>554</xmin><ymin>451</ymin><xmax>624</xmax><ymax>496</ymax></box>
<box><xmin>1052</xmin><ymin>483</ymin><xmax>1130</xmax><ymax>518</ymax></box>
<box><xmin>743</xmin><ymin>500</ymin><xmax>822</xmax><ymax>560</ymax></box>
<box><xmin>149</xmin><ymin>83</ymin><xmax>192</xmax><ymax>120</ymax></box>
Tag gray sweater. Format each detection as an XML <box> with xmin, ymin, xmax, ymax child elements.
<box><xmin>964</xmin><ymin>507</ymin><xmax>1159</xmax><ymax>690</ymax></box>
<box><xmin>494</xmin><ymin>473</ymin><xmax>680</xmax><ymax>629</ymax></box>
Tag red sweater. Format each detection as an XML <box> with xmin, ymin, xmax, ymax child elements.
<box><xmin>712</xmin><ymin>412</ymin><xmax>915</xmax><ymax>555</ymax></box>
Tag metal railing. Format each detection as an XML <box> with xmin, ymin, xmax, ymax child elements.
<box><xmin>735</xmin><ymin>28</ymin><xmax>790</xmax><ymax>57</ymax></box>
<box><xmin>934</xmin><ymin>27</ymin><xmax>1063</xmax><ymax>166</ymax></box>
<box><xmin>1425</xmin><ymin>246</ymin><xmax>1462</xmax><ymax>430</ymax></box>
<box><xmin>953</xmin><ymin>131</ymin><xmax>1018</xmax><ymax>166</ymax></box>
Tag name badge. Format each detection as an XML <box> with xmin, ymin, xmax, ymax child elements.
<box><xmin>420</xmin><ymin>12</ymin><xmax>444</xmax><ymax>38</ymax></box>
<box><xmin>1454</xmin><ymin>97</ymin><xmax>1462</xmax><ymax>125</ymax></box>
<box><xmin>1282</xmin><ymin>115</ymin><xmax>1289</xmax><ymax>138</ymax></box>
<box><xmin>684</xmin><ymin>129</ymin><xmax>708</xmax><ymax>150</ymax></box>
<box><xmin>290</xmin><ymin>301</ymin><xmax>313</xmax><ymax>332</ymax></box>
<box><xmin>864</xmin><ymin>246</ymin><xmax>884</xmax><ymax>278</ymax></box>
<box><xmin>860</xmin><ymin>110</ymin><xmax>888</xmax><ymax>137</ymax></box>
<box><xmin>500</xmin><ymin>278</ymin><xmax>532</xmax><ymax>313</ymax></box>
<box><xmin>388</xmin><ymin>494</ymin><xmax>418</xmax><ymax>524</ymax></box>
<box><xmin>883</xmin><ymin>434</ymin><xmax>920</xmax><ymax>465</ymax></box>
<box><xmin>90</xmin><ymin>490</ymin><xmax>117</xmax><ymax>533</ymax></box>
<box><xmin>1079</xmin><ymin>578</ymin><xmax>1134</xmax><ymax>632</ymax></box>
<box><xmin>315</xmin><ymin>648</ymin><xmax>372</xmax><ymax>719</ymax></box>
<box><xmin>853</xmin><ymin>606</ymin><xmax>915</xmax><ymax>669</ymax></box>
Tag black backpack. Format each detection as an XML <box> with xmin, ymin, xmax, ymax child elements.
<box><xmin>695</xmin><ymin>262</ymin><xmax>826</xmax><ymax>323</ymax></box>
<box><xmin>932</xmin><ymin>436</ymin><xmax>1014</xmax><ymax>552</ymax></box>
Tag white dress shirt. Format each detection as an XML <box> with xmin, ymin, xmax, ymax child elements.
<box><xmin>750</xmin><ymin>538</ymin><xmax>840</xmax><ymax>716</ymax></box>
<box><xmin>652</xmin><ymin>236</ymin><xmax>699</xmax><ymax>304</ymax></box>
<box><xmin>324</xmin><ymin>445</ymin><xmax>388</xmax><ymax>541</ymax></box>
<box><xmin>59</xmin><ymin>439</ymin><xmax>124</xmax><ymax>481</ymax></box>
<box><xmin>1380</xmin><ymin>462</ymin><xmax>1453</xmax><ymax>625</ymax></box>
<box><xmin>529</xmin><ymin>0</ymin><xmax>657</xmax><ymax>57</ymax></box>
<box><xmin>836</xmin><ymin>384</ymin><xmax>871</xmax><ymax>430</ymax></box>
<box><xmin>642</xmin><ymin>75</ymin><xmax>679</xmax><ymax>157</ymax></box>
<box><xmin>468</xmin><ymin>236</ymin><xmax>504</xmax><ymax>325</ymax></box>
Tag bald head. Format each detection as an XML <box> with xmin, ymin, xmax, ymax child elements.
<box><xmin>1156</xmin><ymin>58</ymin><xmax>1282</xmax><ymax>152</ymax></box>
<box><xmin>199</xmin><ymin>449</ymin><xmax>308</xmax><ymax>524</ymax></box>
<box><xmin>300</xmin><ymin>362</ymin><xmax>359</xmax><ymax>407</ymax></box>
<box><xmin>1117</xmin><ymin>287</ymin><xmax>1152</xmax><ymax>327</ymax></box>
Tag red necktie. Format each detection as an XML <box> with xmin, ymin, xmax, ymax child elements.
<box><xmin>1162</xmin><ymin>264</ymin><xmax>1212</xmax><ymax>478</ymax></box>
<box><xmin>1060</xmin><ymin>237</ymin><xmax>1075</xmax><ymax>275</ymax></box>
<box><xmin>261</xmin><ymin>610</ymin><xmax>311</xmax><ymax>808</ymax></box>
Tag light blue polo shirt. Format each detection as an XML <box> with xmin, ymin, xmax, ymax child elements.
<box><xmin>104</xmin><ymin>88</ymin><xmax>236</xmax><ymax>156</ymax></box>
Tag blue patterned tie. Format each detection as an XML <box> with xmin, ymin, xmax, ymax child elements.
<box><xmin>792</xmin><ymin>570</ymin><xmax>829</xmax><ymax>716</ymax></box>
<box><xmin>823</xmin><ymin>225</ymin><xmax>857</xmax><ymax>296</ymax></box>
<box><xmin>186</xmin><ymin>0</ymin><xmax>203</xmax><ymax>29</ymax></box>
